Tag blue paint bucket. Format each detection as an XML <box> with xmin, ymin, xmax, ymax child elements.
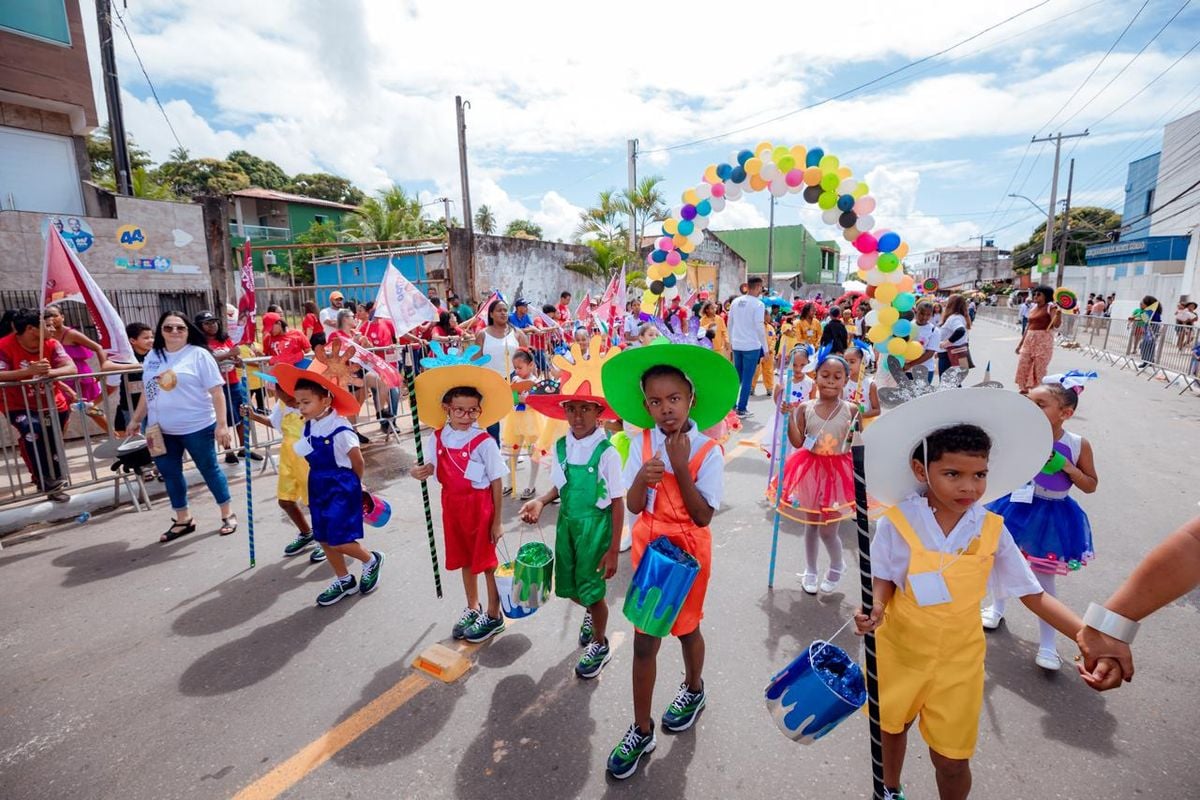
<box><xmin>623</xmin><ymin>536</ymin><xmax>700</xmax><ymax>637</ymax></box>
<box><xmin>764</xmin><ymin>640</ymin><xmax>866</xmax><ymax>743</ymax></box>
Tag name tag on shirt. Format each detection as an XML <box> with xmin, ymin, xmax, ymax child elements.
<box><xmin>1009</xmin><ymin>482</ymin><xmax>1035</xmax><ymax>504</ymax></box>
<box><xmin>909</xmin><ymin>570</ymin><xmax>953</xmax><ymax>606</ymax></box>
<box><xmin>464</xmin><ymin>460</ymin><xmax>485</xmax><ymax>484</ymax></box>
<box><xmin>803</xmin><ymin>434</ymin><xmax>818</xmax><ymax>450</ymax></box>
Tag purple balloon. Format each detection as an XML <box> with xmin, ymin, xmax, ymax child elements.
<box><xmin>680</xmin><ymin>204</ymin><xmax>697</xmax><ymax>221</ymax></box>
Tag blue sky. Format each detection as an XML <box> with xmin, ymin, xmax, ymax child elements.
<box><xmin>82</xmin><ymin>0</ymin><xmax>1200</xmax><ymax>261</ymax></box>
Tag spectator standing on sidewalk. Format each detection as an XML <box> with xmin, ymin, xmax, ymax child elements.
<box><xmin>728</xmin><ymin>276</ymin><xmax>769</xmax><ymax>419</ymax></box>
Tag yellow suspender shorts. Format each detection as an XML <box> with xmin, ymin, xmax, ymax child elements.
<box><xmin>875</xmin><ymin>507</ymin><xmax>1003</xmax><ymax>760</ymax></box>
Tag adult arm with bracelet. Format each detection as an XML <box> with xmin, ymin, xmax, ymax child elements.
<box><xmin>1077</xmin><ymin>516</ymin><xmax>1200</xmax><ymax>690</ymax></box>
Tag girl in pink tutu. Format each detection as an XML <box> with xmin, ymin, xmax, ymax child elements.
<box><xmin>770</xmin><ymin>348</ymin><xmax>858</xmax><ymax>594</ymax></box>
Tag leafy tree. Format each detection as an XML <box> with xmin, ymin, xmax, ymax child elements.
<box><xmin>154</xmin><ymin>157</ymin><xmax>250</xmax><ymax>197</ymax></box>
<box><xmin>227</xmin><ymin>150</ymin><xmax>289</xmax><ymax>190</ymax></box>
<box><xmin>287</xmin><ymin>172</ymin><xmax>365</xmax><ymax>206</ymax></box>
<box><xmin>564</xmin><ymin>238</ymin><xmax>630</xmax><ymax>283</ymax></box>
<box><xmin>341</xmin><ymin>185</ymin><xmax>444</xmax><ymax>242</ymax></box>
<box><xmin>281</xmin><ymin>220</ymin><xmax>341</xmax><ymax>284</ymax></box>
<box><xmin>1010</xmin><ymin>206</ymin><xmax>1121</xmax><ymax>268</ymax></box>
<box><xmin>619</xmin><ymin>176</ymin><xmax>668</xmax><ymax>246</ymax></box>
<box><xmin>505</xmin><ymin>219</ymin><xmax>544</xmax><ymax>239</ymax></box>
<box><xmin>474</xmin><ymin>204</ymin><xmax>496</xmax><ymax>235</ymax></box>
<box><xmin>86</xmin><ymin>123</ymin><xmax>153</xmax><ymax>181</ymax></box>
<box><xmin>575</xmin><ymin>189</ymin><xmax>626</xmax><ymax>243</ymax></box>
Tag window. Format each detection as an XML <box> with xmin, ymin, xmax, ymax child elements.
<box><xmin>258</xmin><ymin>216</ymin><xmax>269</xmax><ymax>227</ymax></box>
<box><xmin>0</xmin><ymin>126</ymin><xmax>82</xmax><ymax>214</ymax></box>
<box><xmin>1144</xmin><ymin>189</ymin><xmax>1154</xmax><ymax>216</ymax></box>
<box><xmin>0</xmin><ymin>1</ymin><xmax>71</xmax><ymax>45</ymax></box>
<box><xmin>313</xmin><ymin>214</ymin><xmax>328</xmax><ymax>225</ymax></box>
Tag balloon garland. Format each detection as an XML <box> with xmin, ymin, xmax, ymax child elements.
<box><xmin>644</xmin><ymin>142</ymin><xmax>924</xmax><ymax>364</ymax></box>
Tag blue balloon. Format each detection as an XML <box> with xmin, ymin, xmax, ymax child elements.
<box><xmin>730</xmin><ymin>166</ymin><xmax>747</xmax><ymax>183</ymax></box>
<box><xmin>651</xmin><ymin>249</ymin><xmax>667</xmax><ymax>263</ymax></box>
<box><xmin>716</xmin><ymin>163</ymin><xmax>733</xmax><ymax>180</ymax></box>
<box><xmin>806</xmin><ymin>147</ymin><xmax>825</xmax><ymax>168</ymax></box>
<box><xmin>837</xmin><ymin>194</ymin><xmax>855</xmax><ymax>212</ymax></box>
<box><xmin>737</xmin><ymin>149</ymin><xmax>754</xmax><ymax>166</ymax></box>
<box><xmin>891</xmin><ymin>319</ymin><xmax>912</xmax><ymax>338</ymax></box>
<box><xmin>678</xmin><ymin>250</ymin><xmax>690</xmax><ymax>260</ymax></box>
<box><xmin>877</xmin><ymin>232</ymin><xmax>901</xmax><ymax>253</ymax></box>
<box><xmin>677</xmin><ymin>219</ymin><xmax>695</xmax><ymax>236</ymax></box>
<box><xmin>695</xmin><ymin>199</ymin><xmax>712</xmax><ymax>216</ymax></box>
<box><xmin>663</xmin><ymin>274</ymin><xmax>677</xmax><ymax>288</ymax></box>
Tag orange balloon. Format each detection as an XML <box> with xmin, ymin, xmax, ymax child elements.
<box><xmin>837</xmin><ymin>167</ymin><xmax>851</xmax><ymax>179</ymax></box>
<box><xmin>898</xmin><ymin>274</ymin><xmax>915</xmax><ymax>293</ymax></box>
<box><xmin>749</xmin><ymin>174</ymin><xmax>768</xmax><ymax>192</ymax></box>
<box><xmin>703</xmin><ymin>164</ymin><xmax>719</xmax><ymax>184</ymax></box>
<box><xmin>803</xmin><ymin>167</ymin><xmax>822</xmax><ymax>186</ymax></box>
<box><xmin>790</xmin><ymin>145</ymin><xmax>807</xmax><ymax>163</ymax></box>
<box><xmin>755</xmin><ymin>141</ymin><xmax>773</xmax><ymax>157</ymax></box>
<box><xmin>674</xmin><ymin>234</ymin><xmax>689</xmax><ymax>249</ymax></box>
<box><xmin>895</xmin><ymin>242</ymin><xmax>910</xmax><ymax>259</ymax></box>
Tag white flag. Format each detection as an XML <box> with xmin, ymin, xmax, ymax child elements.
<box><xmin>374</xmin><ymin>259</ymin><xmax>438</xmax><ymax>337</ymax></box>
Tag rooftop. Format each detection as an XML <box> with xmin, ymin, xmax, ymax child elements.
<box><xmin>229</xmin><ymin>187</ymin><xmax>359</xmax><ymax>211</ymax></box>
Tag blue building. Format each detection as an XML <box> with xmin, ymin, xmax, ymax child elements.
<box><xmin>1121</xmin><ymin>153</ymin><xmax>1160</xmax><ymax>241</ymax></box>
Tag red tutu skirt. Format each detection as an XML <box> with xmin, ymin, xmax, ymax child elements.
<box><xmin>769</xmin><ymin>450</ymin><xmax>856</xmax><ymax>525</ymax></box>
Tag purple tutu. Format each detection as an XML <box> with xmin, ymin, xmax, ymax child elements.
<box><xmin>987</xmin><ymin>493</ymin><xmax>1093</xmax><ymax>575</ymax></box>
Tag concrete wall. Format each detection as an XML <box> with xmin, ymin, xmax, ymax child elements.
<box><xmin>0</xmin><ymin>195</ymin><xmax>211</xmax><ymax>293</ymax></box>
<box><xmin>450</xmin><ymin>229</ymin><xmax>607</xmax><ymax>306</ymax></box>
<box><xmin>0</xmin><ymin>0</ymin><xmax>98</xmax><ymax>133</ymax></box>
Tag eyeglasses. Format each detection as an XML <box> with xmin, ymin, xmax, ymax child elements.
<box><xmin>162</xmin><ymin>324</ymin><xmax>188</xmax><ymax>332</ymax></box>
<box><xmin>448</xmin><ymin>407</ymin><xmax>481</xmax><ymax>418</ymax></box>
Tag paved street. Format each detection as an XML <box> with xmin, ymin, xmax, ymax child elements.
<box><xmin>2</xmin><ymin>318</ymin><xmax>1197</xmax><ymax>800</ymax></box>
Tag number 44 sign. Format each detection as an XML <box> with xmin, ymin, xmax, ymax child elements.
<box><xmin>117</xmin><ymin>224</ymin><xmax>147</xmax><ymax>250</ymax></box>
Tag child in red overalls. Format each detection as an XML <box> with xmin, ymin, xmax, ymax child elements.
<box><xmin>413</xmin><ymin>360</ymin><xmax>514</xmax><ymax>644</ymax></box>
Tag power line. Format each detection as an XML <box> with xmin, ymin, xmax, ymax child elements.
<box><xmin>111</xmin><ymin>4</ymin><xmax>184</xmax><ymax>153</ymax></box>
<box><xmin>640</xmin><ymin>0</ymin><xmax>1052</xmax><ymax>154</ymax></box>
<box><xmin>1087</xmin><ymin>36</ymin><xmax>1200</xmax><ymax>129</ymax></box>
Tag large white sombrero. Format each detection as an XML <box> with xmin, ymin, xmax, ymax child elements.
<box><xmin>862</xmin><ymin>388</ymin><xmax>1051</xmax><ymax>506</ymax></box>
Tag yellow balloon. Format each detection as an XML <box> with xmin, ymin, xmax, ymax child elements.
<box><xmin>875</xmin><ymin>283</ymin><xmax>898</xmax><ymax>304</ymax></box>
<box><xmin>642</xmin><ymin>297</ymin><xmax>659</xmax><ymax>314</ymax></box>
<box><xmin>673</xmin><ymin>234</ymin><xmax>689</xmax><ymax>249</ymax></box>
<box><xmin>703</xmin><ymin>164</ymin><xmax>719</xmax><ymax>184</ymax></box>
<box><xmin>749</xmin><ymin>174</ymin><xmax>768</xmax><ymax>191</ymax></box>
<box><xmin>790</xmin><ymin>145</ymin><xmax>807</xmax><ymax>163</ymax></box>
<box><xmin>745</xmin><ymin>158</ymin><xmax>763</xmax><ymax>176</ymax></box>
<box><xmin>887</xmin><ymin>337</ymin><xmax>908</xmax><ymax>356</ymax></box>
<box><xmin>755</xmin><ymin>141</ymin><xmax>773</xmax><ymax>157</ymax></box>
<box><xmin>673</xmin><ymin>263</ymin><xmax>688</xmax><ymax>277</ymax></box>
<box><xmin>678</xmin><ymin>239</ymin><xmax>696</xmax><ymax>254</ymax></box>
<box><xmin>683</xmin><ymin>189</ymin><xmax>700</xmax><ymax>205</ymax></box>
<box><xmin>895</xmin><ymin>241</ymin><xmax>909</xmax><ymax>259</ymax></box>
<box><xmin>879</xmin><ymin>306</ymin><xmax>900</xmax><ymax>326</ymax></box>
<box><xmin>853</xmin><ymin>182</ymin><xmax>870</xmax><ymax>199</ymax></box>
<box><xmin>867</xmin><ymin>324</ymin><xmax>891</xmax><ymax>344</ymax></box>
<box><xmin>837</xmin><ymin>166</ymin><xmax>852</xmax><ymax>179</ymax></box>
<box><xmin>772</xmin><ymin>145</ymin><xmax>790</xmax><ymax>163</ymax></box>
<box><xmin>663</xmin><ymin>218</ymin><xmax>678</xmax><ymax>235</ymax></box>
<box><xmin>905</xmin><ymin>340</ymin><xmax>925</xmax><ymax>361</ymax></box>
<box><xmin>649</xmin><ymin>262</ymin><xmax>669</xmax><ymax>280</ymax></box>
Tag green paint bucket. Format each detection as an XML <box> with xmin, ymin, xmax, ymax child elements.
<box><xmin>513</xmin><ymin>541</ymin><xmax>553</xmax><ymax>611</ymax></box>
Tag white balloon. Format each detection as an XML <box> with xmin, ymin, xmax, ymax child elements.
<box><xmin>695</xmin><ymin>183</ymin><xmax>712</xmax><ymax>200</ymax></box>
<box><xmin>694</xmin><ymin>214</ymin><xmax>710</xmax><ymax>230</ymax></box>
<box><xmin>865</xmin><ymin>310</ymin><xmax>879</xmax><ymax>326</ymax></box>
<box><xmin>688</xmin><ymin>230</ymin><xmax>705</xmax><ymax>246</ymax></box>
<box><xmin>871</xmin><ymin>297</ymin><xmax>887</xmax><ymax>309</ymax></box>
<box><xmin>883</xmin><ymin>268</ymin><xmax>903</xmax><ymax>284</ymax></box>
<box><xmin>866</xmin><ymin>269</ymin><xmax>886</xmax><ymax>286</ymax></box>
<box><xmin>822</xmin><ymin>208</ymin><xmax>840</xmax><ymax>225</ymax></box>
<box><xmin>839</xmin><ymin>178</ymin><xmax>858</xmax><ymax>195</ymax></box>
<box><xmin>725</xmin><ymin>183</ymin><xmax>743</xmax><ymax>201</ymax></box>
<box><xmin>770</xmin><ymin>180</ymin><xmax>788</xmax><ymax>198</ymax></box>
<box><xmin>709</xmin><ymin>196</ymin><xmax>726</xmax><ymax>212</ymax></box>
<box><xmin>761</xmin><ymin>164</ymin><xmax>781</xmax><ymax>182</ymax></box>
<box><xmin>857</xmin><ymin>214</ymin><xmax>875</xmax><ymax>231</ymax></box>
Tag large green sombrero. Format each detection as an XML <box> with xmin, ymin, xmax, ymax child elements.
<box><xmin>601</xmin><ymin>343</ymin><xmax>738</xmax><ymax>430</ymax></box>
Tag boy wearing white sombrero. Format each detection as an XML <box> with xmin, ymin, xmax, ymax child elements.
<box><xmin>855</xmin><ymin>389</ymin><xmax>1086</xmax><ymax>800</ymax></box>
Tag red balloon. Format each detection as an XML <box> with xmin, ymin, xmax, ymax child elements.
<box><xmin>865</xmin><ymin>285</ymin><xmax>876</xmax><ymax>298</ymax></box>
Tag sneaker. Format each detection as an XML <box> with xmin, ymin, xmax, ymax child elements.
<box><xmin>661</xmin><ymin>681</ymin><xmax>706</xmax><ymax>732</ymax></box>
<box><xmin>800</xmin><ymin>572</ymin><xmax>819</xmax><ymax>595</ymax></box>
<box><xmin>359</xmin><ymin>551</ymin><xmax>384</xmax><ymax>595</ymax></box>
<box><xmin>316</xmin><ymin>575</ymin><xmax>357</xmax><ymax>606</ymax></box>
<box><xmin>619</xmin><ymin>527</ymin><xmax>632</xmax><ymax>553</ymax></box>
<box><xmin>248</xmin><ymin>451</ymin><xmax>264</xmax><ymax>462</ymax></box>
<box><xmin>1035</xmin><ymin>648</ymin><xmax>1062</xmax><ymax>671</ymax></box>
<box><xmin>981</xmin><ymin>606</ymin><xmax>1004</xmax><ymax>630</ymax></box>
<box><xmin>309</xmin><ymin>546</ymin><xmax>327</xmax><ymax>564</ymax></box>
<box><xmin>883</xmin><ymin>787</ymin><xmax>906</xmax><ymax>800</ymax></box>
<box><xmin>452</xmin><ymin>606</ymin><xmax>482</xmax><ymax>640</ymax></box>
<box><xmin>735</xmin><ymin>409</ymin><xmax>750</xmax><ymax>419</ymax></box>
<box><xmin>283</xmin><ymin>532</ymin><xmax>314</xmax><ymax>557</ymax></box>
<box><xmin>224</xmin><ymin>452</ymin><xmax>239</xmax><ymax>464</ymax></box>
<box><xmin>819</xmin><ymin>566</ymin><xmax>843</xmax><ymax>594</ymax></box>
<box><xmin>579</xmin><ymin>611</ymin><xmax>594</xmax><ymax>647</ymax></box>
<box><xmin>464</xmin><ymin>613</ymin><xmax>505</xmax><ymax>643</ymax></box>
<box><xmin>606</xmin><ymin>722</ymin><xmax>656</xmax><ymax>780</ymax></box>
<box><xmin>575</xmin><ymin>639</ymin><xmax>611</xmax><ymax>679</ymax></box>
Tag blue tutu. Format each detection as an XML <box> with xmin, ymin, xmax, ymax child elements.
<box><xmin>987</xmin><ymin>494</ymin><xmax>1093</xmax><ymax>575</ymax></box>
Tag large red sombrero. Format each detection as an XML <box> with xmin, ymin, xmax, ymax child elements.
<box><xmin>273</xmin><ymin>363</ymin><xmax>361</xmax><ymax>417</ymax></box>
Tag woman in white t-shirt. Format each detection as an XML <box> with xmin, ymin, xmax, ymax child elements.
<box><xmin>936</xmin><ymin>294</ymin><xmax>972</xmax><ymax>378</ymax></box>
<box><xmin>124</xmin><ymin>312</ymin><xmax>236</xmax><ymax>542</ymax></box>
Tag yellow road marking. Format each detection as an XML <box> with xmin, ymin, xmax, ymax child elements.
<box><xmin>725</xmin><ymin>428</ymin><xmax>766</xmax><ymax>462</ymax></box>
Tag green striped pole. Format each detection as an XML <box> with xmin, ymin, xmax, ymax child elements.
<box><xmin>240</xmin><ymin>369</ymin><xmax>256</xmax><ymax>568</ymax></box>
<box><xmin>405</xmin><ymin>357</ymin><xmax>442</xmax><ymax>598</ymax></box>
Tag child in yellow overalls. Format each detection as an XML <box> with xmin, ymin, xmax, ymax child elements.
<box><xmin>856</xmin><ymin>391</ymin><xmax>1086</xmax><ymax>800</ymax></box>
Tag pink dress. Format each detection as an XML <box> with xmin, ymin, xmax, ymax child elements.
<box><xmin>771</xmin><ymin>400</ymin><xmax>856</xmax><ymax>525</ymax></box>
<box><xmin>62</xmin><ymin>332</ymin><xmax>101</xmax><ymax>403</ymax></box>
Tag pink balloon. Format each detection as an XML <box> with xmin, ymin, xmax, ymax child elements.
<box><xmin>785</xmin><ymin>169</ymin><xmax>804</xmax><ymax>188</ymax></box>
<box><xmin>711</xmin><ymin>183</ymin><xmax>726</xmax><ymax>198</ymax></box>
<box><xmin>657</xmin><ymin>236</ymin><xmax>675</xmax><ymax>251</ymax></box>
<box><xmin>857</xmin><ymin>252</ymin><xmax>879</xmax><ymax>269</ymax></box>
<box><xmin>854</xmin><ymin>232</ymin><xmax>878</xmax><ymax>254</ymax></box>
<box><xmin>646</xmin><ymin>253</ymin><xmax>656</xmax><ymax>266</ymax></box>
<box><xmin>666</xmin><ymin>250</ymin><xmax>682</xmax><ymax>266</ymax></box>
<box><xmin>854</xmin><ymin>196</ymin><xmax>876</xmax><ymax>215</ymax></box>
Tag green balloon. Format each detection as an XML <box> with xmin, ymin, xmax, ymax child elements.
<box><xmin>818</xmin><ymin>191</ymin><xmax>838</xmax><ymax>210</ymax></box>
<box><xmin>893</xmin><ymin>292</ymin><xmax>916</xmax><ymax>312</ymax></box>
<box><xmin>820</xmin><ymin>173</ymin><xmax>840</xmax><ymax>192</ymax></box>
<box><xmin>877</xmin><ymin>252</ymin><xmax>899</xmax><ymax>272</ymax></box>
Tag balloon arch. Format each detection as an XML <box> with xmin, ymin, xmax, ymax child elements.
<box><xmin>643</xmin><ymin>142</ymin><xmax>926</xmax><ymax>364</ymax></box>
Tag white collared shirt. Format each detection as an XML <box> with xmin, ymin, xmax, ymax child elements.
<box><xmin>549</xmin><ymin>428</ymin><xmax>626</xmax><ymax>509</ymax></box>
<box><xmin>870</xmin><ymin>493</ymin><xmax>1042</xmax><ymax>600</ymax></box>
<box><xmin>293</xmin><ymin>413</ymin><xmax>360</xmax><ymax>469</ymax></box>
<box><xmin>422</xmin><ymin>424</ymin><xmax>509</xmax><ymax>489</ymax></box>
<box><xmin>622</xmin><ymin>423</ymin><xmax>724</xmax><ymax>515</ymax></box>
<box><xmin>728</xmin><ymin>294</ymin><xmax>769</xmax><ymax>352</ymax></box>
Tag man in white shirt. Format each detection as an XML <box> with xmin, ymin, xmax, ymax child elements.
<box><xmin>1018</xmin><ymin>296</ymin><xmax>1033</xmax><ymax>334</ymax></box>
<box><xmin>320</xmin><ymin>291</ymin><xmax>346</xmax><ymax>337</ymax></box>
<box><xmin>727</xmin><ymin>276</ymin><xmax>770</xmax><ymax>417</ymax></box>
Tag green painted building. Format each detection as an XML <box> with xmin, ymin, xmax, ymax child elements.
<box><xmin>228</xmin><ymin>188</ymin><xmax>357</xmax><ymax>272</ymax></box>
<box><xmin>711</xmin><ymin>225</ymin><xmax>840</xmax><ymax>286</ymax></box>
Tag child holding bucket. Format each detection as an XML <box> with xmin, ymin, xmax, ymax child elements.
<box><xmin>412</xmin><ymin>357</ymin><xmax>513</xmax><ymax>643</ymax></box>
<box><xmin>273</xmin><ymin>364</ymin><xmax>383</xmax><ymax>606</ymax></box>
<box><xmin>501</xmin><ymin>348</ymin><xmax>545</xmax><ymax>500</ymax></box>
<box><xmin>521</xmin><ymin>335</ymin><xmax>626</xmax><ymax>679</ymax></box>
<box><xmin>600</xmin><ymin>343</ymin><xmax>737</xmax><ymax>780</ymax></box>
<box><xmin>856</xmin><ymin>389</ymin><xmax>1086</xmax><ymax>800</ymax></box>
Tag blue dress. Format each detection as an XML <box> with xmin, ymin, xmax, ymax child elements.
<box><xmin>301</xmin><ymin>419</ymin><xmax>363</xmax><ymax>546</ymax></box>
<box><xmin>987</xmin><ymin>430</ymin><xmax>1093</xmax><ymax>575</ymax></box>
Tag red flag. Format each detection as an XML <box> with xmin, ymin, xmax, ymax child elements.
<box><xmin>231</xmin><ymin>242</ymin><xmax>256</xmax><ymax>345</ymax></box>
<box><xmin>574</xmin><ymin>291</ymin><xmax>592</xmax><ymax>323</ymax></box>
<box><xmin>463</xmin><ymin>291</ymin><xmax>501</xmax><ymax>332</ymax></box>
<box><xmin>41</xmin><ymin>227</ymin><xmax>134</xmax><ymax>362</ymax></box>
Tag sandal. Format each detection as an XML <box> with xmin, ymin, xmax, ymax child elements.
<box><xmin>219</xmin><ymin>514</ymin><xmax>239</xmax><ymax>536</ymax></box>
<box><xmin>160</xmin><ymin>518</ymin><xmax>196</xmax><ymax>543</ymax></box>
<box><xmin>519</xmin><ymin>487</ymin><xmax>536</xmax><ymax>501</ymax></box>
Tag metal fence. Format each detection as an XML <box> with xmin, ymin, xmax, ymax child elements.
<box><xmin>1</xmin><ymin>289</ymin><xmax>215</xmax><ymax>340</ymax></box>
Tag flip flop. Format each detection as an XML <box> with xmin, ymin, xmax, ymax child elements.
<box><xmin>219</xmin><ymin>515</ymin><xmax>238</xmax><ymax>536</ymax></box>
<box><xmin>160</xmin><ymin>519</ymin><xmax>196</xmax><ymax>543</ymax></box>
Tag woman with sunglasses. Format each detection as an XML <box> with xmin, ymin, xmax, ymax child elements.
<box><xmin>123</xmin><ymin>312</ymin><xmax>237</xmax><ymax>542</ymax></box>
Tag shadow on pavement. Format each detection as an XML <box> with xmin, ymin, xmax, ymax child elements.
<box><xmin>0</xmin><ymin>545</ymin><xmax>64</xmax><ymax>567</ymax></box>
<box><xmin>600</xmin><ymin>721</ymin><xmax>697</xmax><ymax>799</ymax></box>
<box><xmin>758</xmin><ymin>583</ymin><xmax>853</xmax><ymax>666</ymax></box>
<box><xmin>178</xmin><ymin>601</ymin><xmax>353</xmax><ymax>696</ymax></box>
<box><xmin>170</xmin><ymin>558</ymin><xmax>323</xmax><ymax>637</ymax></box>
<box><xmin>51</xmin><ymin>534</ymin><xmax>208</xmax><ymax>587</ymax></box>
<box><xmin>453</xmin><ymin>651</ymin><xmax>599</xmax><ymax>800</ymax></box>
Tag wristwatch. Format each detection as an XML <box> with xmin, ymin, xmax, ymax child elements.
<box><xmin>1082</xmin><ymin>602</ymin><xmax>1140</xmax><ymax>644</ymax></box>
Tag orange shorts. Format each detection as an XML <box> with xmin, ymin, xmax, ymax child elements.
<box><xmin>630</xmin><ymin>518</ymin><xmax>712</xmax><ymax>637</ymax></box>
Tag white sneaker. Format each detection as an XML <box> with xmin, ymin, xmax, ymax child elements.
<box><xmin>981</xmin><ymin>606</ymin><xmax>1004</xmax><ymax>630</ymax></box>
<box><xmin>819</xmin><ymin>566</ymin><xmax>843</xmax><ymax>594</ymax></box>
<box><xmin>800</xmin><ymin>573</ymin><xmax>819</xmax><ymax>595</ymax></box>
<box><xmin>1035</xmin><ymin>648</ymin><xmax>1062</xmax><ymax>671</ymax></box>
<box><xmin>619</xmin><ymin>526</ymin><xmax>632</xmax><ymax>553</ymax></box>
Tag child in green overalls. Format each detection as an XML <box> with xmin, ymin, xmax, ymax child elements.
<box><xmin>522</xmin><ymin>350</ymin><xmax>626</xmax><ymax>679</ymax></box>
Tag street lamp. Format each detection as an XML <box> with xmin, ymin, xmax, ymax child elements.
<box><xmin>1008</xmin><ymin>193</ymin><xmax>1048</xmax><ymax>216</ymax></box>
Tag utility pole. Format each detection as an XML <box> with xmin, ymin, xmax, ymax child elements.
<box><xmin>627</xmin><ymin>139</ymin><xmax>638</xmax><ymax>254</ymax></box>
<box><xmin>455</xmin><ymin>97</ymin><xmax>475</xmax><ymax>288</ymax></box>
<box><xmin>1031</xmin><ymin>130</ymin><xmax>1088</xmax><ymax>276</ymax></box>
<box><xmin>441</xmin><ymin>197</ymin><xmax>453</xmax><ymax>230</ymax></box>
<box><xmin>1056</xmin><ymin>158</ymin><xmax>1075</xmax><ymax>289</ymax></box>
<box><xmin>96</xmin><ymin>0</ymin><xmax>133</xmax><ymax>195</ymax></box>
<box><xmin>766</xmin><ymin>195</ymin><xmax>776</xmax><ymax>290</ymax></box>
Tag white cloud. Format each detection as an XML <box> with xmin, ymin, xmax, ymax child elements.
<box><xmin>708</xmin><ymin>199</ymin><xmax>769</xmax><ymax>231</ymax></box>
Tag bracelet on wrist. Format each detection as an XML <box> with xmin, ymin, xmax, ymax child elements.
<box><xmin>1083</xmin><ymin>602</ymin><xmax>1140</xmax><ymax>644</ymax></box>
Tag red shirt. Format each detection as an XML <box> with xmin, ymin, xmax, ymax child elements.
<box><xmin>0</xmin><ymin>334</ymin><xmax>71</xmax><ymax>412</ymax></box>
<box><xmin>264</xmin><ymin>329</ymin><xmax>310</xmax><ymax>366</ymax></box>
<box><xmin>301</xmin><ymin>313</ymin><xmax>320</xmax><ymax>339</ymax></box>
<box><xmin>205</xmin><ymin>335</ymin><xmax>239</xmax><ymax>385</ymax></box>
<box><xmin>362</xmin><ymin>319</ymin><xmax>396</xmax><ymax>349</ymax></box>
<box><xmin>421</xmin><ymin>322</ymin><xmax>462</xmax><ymax>341</ymax></box>
<box><xmin>556</xmin><ymin>303</ymin><xmax>571</xmax><ymax>324</ymax></box>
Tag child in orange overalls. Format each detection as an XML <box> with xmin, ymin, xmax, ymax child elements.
<box><xmin>856</xmin><ymin>396</ymin><xmax>1087</xmax><ymax>800</ymax></box>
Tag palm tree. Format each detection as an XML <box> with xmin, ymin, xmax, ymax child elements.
<box><xmin>474</xmin><ymin>205</ymin><xmax>496</xmax><ymax>235</ymax></box>
<box><xmin>619</xmin><ymin>176</ymin><xmax>668</xmax><ymax>247</ymax></box>
<box><xmin>564</xmin><ymin>238</ymin><xmax>631</xmax><ymax>283</ymax></box>
<box><xmin>342</xmin><ymin>184</ymin><xmax>440</xmax><ymax>242</ymax></box>
<box><xmin>575</xmin><ymin>189</ymin><xmax>627</xmax><ymax>243</ymax></box>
